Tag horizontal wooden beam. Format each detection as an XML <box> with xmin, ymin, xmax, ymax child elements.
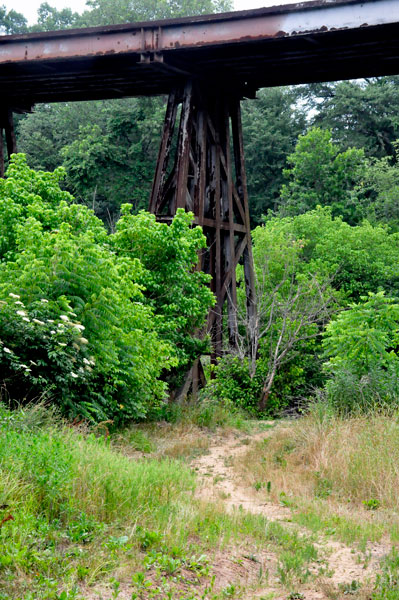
<box><xmin>197</xmin><ymin>217</ymin><xmax>246</xmax><ymax>233</ymax></box>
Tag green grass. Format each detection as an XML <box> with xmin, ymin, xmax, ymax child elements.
<box><xmin>373</xmin><ymin>548</ymin><xmax>399</xmax><ymax>600</ymax></box>
<box><xmin>156</xmin><ymin>398</ymin><xmax>254</xmax><ymax>432</ymax></box>
<box><xmin>291</xmin><ymin>503</ymin><xmax>387</xmax><ymax>550</ymax></box>
<box><xmin>0</xmin><ymin>403</ymin><xmax>319</xmax><ymax>600</ymax></box>
<box><xmin>9</xmin><ymin>400</ymin><xmax>399</xmax><ymax>599</ymax></box>
<box><xmin>268</xmin><ymin>522</ymin><xmax>319</xmax><ymax>587</ymax></box>
<box><xmin>234</xmin><ymin>404</ymin><xmax>399</xmax><ymax>548</ymax></box>
<box><xmin>0</xmin><ymin>404</ymin><xmax>197</xmax><ymax>598</ymax></box>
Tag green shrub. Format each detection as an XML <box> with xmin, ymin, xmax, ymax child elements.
<box><xmin>0</xmin><ymin>294</ymin><xmax>92</xmax><ymax>409</ymax></box>
<box><xmin>204</xmin><ymin>355</ymin><xmax>263</xmax><ymax>416</ymax></box>
<box><xmin>279</xmin><ymin>128</ymin><xmax>366</xmax><ymax>224</ymax></box>
<box><xmin>0</xmin><ymin>155</ymin><xmax>213</xmax><ymax>423</ymax></box>
<box><xmin>322</xmin><ymin>291</ymin><xmax>399</xmax><ymax>413</ymax></box>
<box><xmin>112</xmin><ymin>205</ymin><xmax>214</xmax><ymax>387</ymax></box>
<box><xmin>205</xmin><ymin>351</ymin><xmax>311</xmax><ymax>417</ymax></box>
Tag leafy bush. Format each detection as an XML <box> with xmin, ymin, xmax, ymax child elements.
<box><xmin>0</xmin><ymin>294</ymin><xmax>92</xmax><ymax>408</ymax></box>
<box><xmin>0</xmin><ymin>155</ymin><xmax>213</xmax><ymax>422</ymax></box>
<box><xmin>322</xmin><ymin>291</ymin><xmax>399</xmax><ymax>413</ymax></box>
<box><xmin>205</xmin><ymin>356</ymin><xmax>263</xmax><ymax>415</ymax></box>
<box><xmin>112</xmin><ymin>206</ymin><xmax>214</xmax><ymax>387</ymax></box>
<box><xmin>260</xmin><ymin>206</ymin><xmax>399</xmax><ymax>302</ymax></box>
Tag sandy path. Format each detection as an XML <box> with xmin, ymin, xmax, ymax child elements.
<box><xmin>192</xmin><ymin>430</ymin><xmax>291</xmax><ymax>520</ymax></box>
<box><xmin>83</xmin><ymin>426</ymin><xmax>389</xmax><ymax>600</ymax></box>
<box><xmin>191</xmin><ymin>428</ymin><xmax>388</xmax><ymax>599</ymax></box>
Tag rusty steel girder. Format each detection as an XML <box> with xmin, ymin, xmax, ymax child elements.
<box><xmin>1</xmin><ymin>0</ymin><xmax>399</xmax><ymax>106</ymax></box>
<box><xmin>1</xmin><ymin>0</ymin><xmax>399</xmax><ymax>62</ymax></box>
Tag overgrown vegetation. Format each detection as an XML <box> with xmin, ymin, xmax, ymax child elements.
<box><xmin>2</xmin><ymin>1</ymin><xmax>399</xmax><ymax>596</ymax></box>
<box><xmin>0</xmin><ymin>155</ymin><xmax>213</xmax><ymax>423</ymax></box>
<box><xmin>4</xmin><ymin>5</ymin><xmax>399</xmax><ymax>421</ymax></box>
<box><xmin>235</xmin><ymin>403</ymin><xmax>399</xmax><ymax>543</ymax></box>
<box><xmin>0</xmin><ymin>402</ymin><xmax>322</xmax><ymax>600</ymax></box>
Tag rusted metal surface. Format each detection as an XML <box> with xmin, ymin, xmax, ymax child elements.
<box><xmin>1</xmin><ymin>0</ymin><xmax>398</xmax><ymax>58</ymax></box>
<box><xmin>1</xmin><ymin>0</ymin><xmax>399</xmax><ymax>105</ymax></box>
<box><xmin>149</xmin><ymin>89</ymin><xmax>179</xmax><ymax>214</ymax></box>
<box><xmin>5</xmin><ymin>110</ymin><xmax>16</xmax><ymax>158</ymax></box>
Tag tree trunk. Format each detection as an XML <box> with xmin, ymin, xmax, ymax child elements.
<box><xmin>259</xmin><ymin>367</ymin><xmax>277</xmax><ymax>411</ymax></box>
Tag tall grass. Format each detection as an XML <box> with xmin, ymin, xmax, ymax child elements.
<box><xmin>0</xmin><ymin>403</ymin><xmax>198</xmax><ymax>597</ymax></box>
<box><xmin>0</xmin><ymin>403</ymin><xmax>309</xmax><ymax>599</ymax></box>
<box><xmin>236</xmin><ymin>402</ymin><xmax>399</xmax><ymax>512</ymax></box>
<box><xmin>0</xmin><ymin>409</ymin><xmax>195</xmax><ymax>526</ymax></box>
<box><xmin>293</xmin><ymin>403</ymin><xmax>399</xmax><ymax>509</ymax></box>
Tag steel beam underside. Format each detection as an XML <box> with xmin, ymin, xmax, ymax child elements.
<box><xmin>1</xmin><ymin>0</ymin><xmax>399</xmax><ymax>107</ymax></box>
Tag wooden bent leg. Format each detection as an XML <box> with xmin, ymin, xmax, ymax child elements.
<box><xmin>149</xmin><ymin>83</ymin><xmax>257</xmax><ymax>400</ymax></box>
<box><xmin>0</xmin><ymin>109</ymin><xmax>17</xmax><ymax>178</ymax></box>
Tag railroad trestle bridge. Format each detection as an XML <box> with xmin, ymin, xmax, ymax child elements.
<box><xmin>1</xmin><ymin>0</ymin><xmax>399</xmax><ymax>392</ymax></box>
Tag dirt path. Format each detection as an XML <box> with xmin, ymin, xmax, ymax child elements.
<box><xmin>192</xmin><ymin>429</ymin><xmax>291</xmax><ymax>520</ymax></box>
<box><xmin>191</xmin><ymin>427</ymin><xmax>388</xmax><ymax>599</ymax></box>
<box><xmin>84</xmin><ymin>426</ymin><xmax>389</xmax><ymax>600</ymax></box>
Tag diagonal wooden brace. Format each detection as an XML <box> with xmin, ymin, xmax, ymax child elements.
<box><xmin>149</xmin><ymin>81</ymin><xmax>257</xmax><ymax>397</ymax></box>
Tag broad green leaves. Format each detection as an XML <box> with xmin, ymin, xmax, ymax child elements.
<box><xmin>0</xmin><ymin>156</ymin><xmax>213</xmax><ymax>422</ymax></box>
<box><xmin>323</xmin><ymin>292</ymin><xmax>399</xmax><ymax>373</ymax></box>
<box><xmin>279</xmin><ymin>128</ymin><xmax>366</xmax><ymax>224</ymax></box>
<box><xmin>113</xmin><ymin>206</ymin><xmax>214</xmax><ymax>386</ymax></box>
<box><xmin>322</xmin><ymin>292</ymin><xmax>399</xmax><ymax>413</ymax></box>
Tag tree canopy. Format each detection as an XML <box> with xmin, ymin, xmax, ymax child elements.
<box><xmin>0</xmin><ymin>4</ymin><xmax>27</xmax><ymax>33</ymax></box>
<box><xmin>29</xmin><ymin>0</ymin><xmax>232</xmax><ymax>31</ymax></box>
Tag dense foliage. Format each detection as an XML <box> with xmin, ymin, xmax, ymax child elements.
<box><xmin>210</xmin><ymin>204</ymin><xmax>399</xmax><ymax>415</ymax></box>
<box><xmin>303</xmin><ymin>78</ymin><xmax>399</xmax><ymax>159</ymax></box>
<box><xmin>278</xmin><ymin>128</ymin><xmax>366</xmax><ymax>224</ymax></box>
<box><xmin>322</xmin><ymin>292</ymin><xmax>399</xmax><ymax>413</ymax></box>
<box><xmin>18</xmin><ymin>98</ymin><xmax>165</xmax><ymax>225</ymax></box>
<box><xmin>0</xmin><ymin>156</ymin><xmax>213</xmax><ymax>423</ymax></box>
<box><xmin>5</xmin><ymin>0</ymin><xmax>399</xmax><ymax>417</ymax></box>
<box><xmin>242</xmin><ymin>87</ymin><xmax>306</xmax><ymax>225</ymax></box>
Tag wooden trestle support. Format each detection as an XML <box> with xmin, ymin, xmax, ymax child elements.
<box><xmin>149</xmin><ymin>81</ymin><xmax>256</xmax><ymax>398</ymax></box>
<box><xmin>0</xmin><ymin>109</ymin><xmax>17</xmax><ymax>178</ymax></box>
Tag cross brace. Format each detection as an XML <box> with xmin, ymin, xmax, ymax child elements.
<box><xmin>149</xmin><ymin>81</ymin><xmax>256</xmax><ymax>394</ymax></box>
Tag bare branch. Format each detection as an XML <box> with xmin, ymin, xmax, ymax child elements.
<box><xmin>232</xmin><ymin>244</ymin><xmax>338</xmax><ymax>410</ymax></box>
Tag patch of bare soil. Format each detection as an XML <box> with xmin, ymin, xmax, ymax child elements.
<box><xmin>82</xmin><ymin>546</ymin><xmax>278</xmax><ymax>600</ymax></box>
<box><xmin>192</xmin><ymin>429</ymin><xmax>291</xmax><ymax>521</ymax></box>
<box><xmin>191</xmin><ymin>427</ymin><xmax>389</xmax><ymax>600</ymax></box>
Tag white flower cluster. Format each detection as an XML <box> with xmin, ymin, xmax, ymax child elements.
<box><xmin>0</xmin><ymin>338</ymin><xmax>31</xmax><ymax>375</ymax></box>
<box><xmin>3</xmin><ymin>293</ymin><xmax>94</xmax><ymax>379</ymax></box>
<box><xmin>9</xmin><ymin>293</ymin><xmax>87</xmax><ymax>337</ymax></box>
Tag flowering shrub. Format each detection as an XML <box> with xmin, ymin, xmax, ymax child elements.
<box><xmin>0</xmin><ymin>293</ymin><xmax>94</xmax><ymax>414</ymax></box>
<box><xmin>0</xmin><ymin>155</ymin><xmax>213</xmax><ymax>423</ymax></box>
